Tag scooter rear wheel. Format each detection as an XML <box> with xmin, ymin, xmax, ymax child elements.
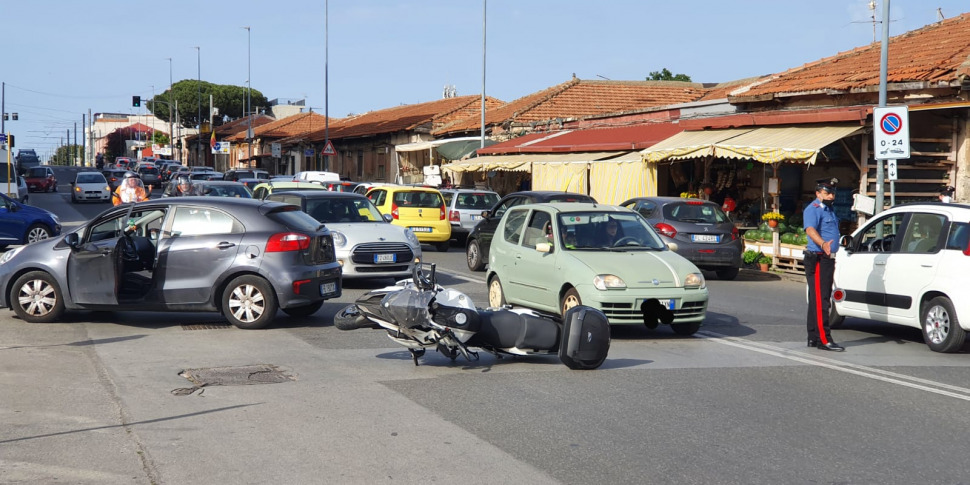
<box><xmin>334</xmin><ymin>304</ymin><xmax>369</xmax><ymax>330</ymax></box>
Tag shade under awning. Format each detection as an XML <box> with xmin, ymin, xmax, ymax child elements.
<box><xmin>441</xmin><ymin>151</ymin><xmax>624</xmax><ymax>174</ymax></box>
<box><xmin>713</xmin><ymin>124</ymin><xmax>864</xmax><ymax>164</ymax></box>
<box><xmin>394</xmin><ymin>136</ymin><xmax>483</xmax><ymax>153</ymax></box>
<box><xmin>640</xmin><ymin>128</ymin><xmax>753</xmax><ymax>163</ymax></box>
<box><xmin>436</xmin><ymin>138</ymin><xmax>497</xmax><ymax>160</ymax></box>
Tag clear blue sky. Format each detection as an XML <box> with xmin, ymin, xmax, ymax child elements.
<box><xmin>2</xmin><ymin>0</ymin><xmax>966</xmax><ymax>159</ymax></box>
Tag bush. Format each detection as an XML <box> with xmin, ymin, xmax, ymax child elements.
<box><xmin>758</xmin><ymin>255</ymin><xmax>772</xmax><ymax>265</ymax></box>
<box><xmin>743</xmin><ymin>249</ymin><xmax>760</xmax><ymax>264</ymax></box>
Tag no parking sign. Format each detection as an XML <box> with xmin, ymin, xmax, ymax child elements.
<box><xmin>873</xmin><ymin>106</ymin><xmax>910</xmax><ymax>160</ymax></box>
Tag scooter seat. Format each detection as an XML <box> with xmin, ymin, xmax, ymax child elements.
<box><xmin>477</xmin><ymin>310</ymin><xmax>560</xmax><ymax>351</ymax></box>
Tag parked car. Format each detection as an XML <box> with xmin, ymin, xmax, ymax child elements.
<box><xmin>102</xmin><ymin>169</ymin><xmax>131</xmax><ymax>191</ymax></box>
<box><xmin>620</xmin><ymin>197</ymin><xmax>742</xmax><ymax>280</ymax></box>
<box><xmin>832</xmin><ymin>202</ymin><xmax>970</xmax><ymax>353</ymax></box>
<box><xmin>294</xmin><ymin>170</ymin><xmax>340</xmax><ymax>185</ymax></box>
<box><xmin>324</xmin><ymin>181</ymin><xmax>360</xmax><ymax>192</ymax></box>
<box><xmin>439</xmin><ymin>188</ymin><xmax>499</xmax><ymax>245</ymax></box>
<box><xmin>70</xmin><ymin>171</ymin><xmax>111</xmax><ymax>203</ymax></box>
<box><xmin>251</xmin><ymin>181</ymin><xmax>328</xmax><ymax>200</ymax></box>
<box><xmin>0</xmin><ymin>191</ymin><xmax>61</xmax><ymax>251</ymax></box>
<box><xmin>365</xmin><ymin>185</ymin><xmax>452</xmax><ymax>251</ymax></box>
<box><xmin>24</xmin><ymin>166</ymin><xmax>57</xmax><ymax>193</ymax></box>
<box><xmin>353</xmin><ymin>182</ymin><xmax>395</xmax><ymax>195</ymax></box>
<box><xmin>0</xmin><ymin>198</ymin><xmax>342</xmax><ymax>328</ymax></box>
<box><xmin>267</xmin><ymin>190</ymin><xmax>423</xmax><ymax>279</ymax></box>
<box><xmin>193</xmin><ymin>180</ymin><xmax>253</xmax><ymax>198</ymax></box>
<box><xmin>224</xmin><ymin>169</ymin><xmax>270</xmax><ymax>182</ymax></box>
<box><xmin>485</xmin><ymin>202</ymin><xmax>708</xmax><ymax>333</ymax></box>
<box><xmin>465</xmin><ymin>190</ymin><xmax>596</xmax><ymax>271</ymax></box>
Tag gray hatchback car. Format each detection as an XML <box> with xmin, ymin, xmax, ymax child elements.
<box><xmin>620</xmin><ymin>197</ymin><xmax>742</xmax><ymax>280</ymax></box>
<box><xmin>0</xmin><ymin>198</ymin><xmax>342</xmax><ymax>328</ymax></box>
<box><xmin>439</xmin><ymin>188</ymin><xmax>499</xmax><ymax>244</ymax></box>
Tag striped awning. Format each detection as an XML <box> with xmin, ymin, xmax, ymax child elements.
<box><xmin>640</xmin><ymin>128</ymin><xmax>753</xmax><ymax>163</ymax></box>
<box><xmin>440</xmin><ymin>151</ymin><xmax>625</xmax><ymax>174</ymax></box>
<box><xmin>713</xmin><ymin>124</ymin><xmax>864</xmax><ymax>164</ymax></box>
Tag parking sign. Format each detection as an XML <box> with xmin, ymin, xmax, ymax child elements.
<box><xmin>873</xmin><ymin>106</ymin><xmax>910</xmax><ymax>160</ymax></box>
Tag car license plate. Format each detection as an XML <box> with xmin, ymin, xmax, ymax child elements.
<box><xmin>320</xmin><ymin>282</ymin><xmax>337</xmax><ymax>296</ymax></box>
<box><xmin>374</xmin><ymin>253</ymin><xmax>396</xmax><ymax>263</ymax></box>
<box><xmin>469</xmin><ymin>214</ymin><xmax>480</xmax><ymax>221</ymax></box>
<box><xmin>638</xmin><ymin>298</ymin><xmax>676</xmax><ymax>310</ymax></box>
<box><xmin>691</xmin><ymin>234</ymin><xmax>720</xmax><ymax>243</ymax></box>
<box><xmin>411</xmin><ymin>227</ymin><xmax>432</xmax><ymax>232</ymax></box>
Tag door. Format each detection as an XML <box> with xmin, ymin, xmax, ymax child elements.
<box><xmin>510</xmin><ymin>209</ymin><xmax>559</xmax><ymax>309</ymax></box>
<box><xmin>67</xmin><ymin>212</ymin><xmax>127</xmax><ymax>305</ymax></box>
<box><xmin>0</xmin><ymin>195</ymin><xmax>26</xmax><ymax>246</ymax></box>
<box><xmin>835</xmin><ymin>212</ymin><xmax>906</xmax><ymax>319</ymax></box>
<box><xmin>478</xmin><ymin>195</ymin><xmax>527</xmax><ymax>257</ymax></box>
<box><xmin>883</xmin><ymin>212</ymin><xmax>947</xmax><ymax>320</ymax></box>
<box><xmin>157</xmin><ymin>206</ymin><xmax>244</xmax><ymax>304</ymax></box>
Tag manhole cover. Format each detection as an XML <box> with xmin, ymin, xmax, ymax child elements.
<box><xmin>179</xmin><ymin>364</ymin><xmax>294</xmax><ymax>387</ymax></box>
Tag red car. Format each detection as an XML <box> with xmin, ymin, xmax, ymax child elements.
<box><xmin>24</xmin><ymin>166</ymin><xmax>57</xmax><ymax>193</ymax></box>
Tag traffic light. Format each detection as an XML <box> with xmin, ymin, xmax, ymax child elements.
<box><xmin>132</xmin><ymin>96</ymin><xmax>141</xmax><ymax>107</ymax></box>
<box><xmin>8</xmin><ymin>134</ymin><xmax>13</xmax><ymax>148</ymax></box>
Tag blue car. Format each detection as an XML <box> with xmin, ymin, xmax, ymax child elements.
<box><xmin>0</xmin><ymin>192</ymin><xmax>61</xmax><ymax>251</ymax></box>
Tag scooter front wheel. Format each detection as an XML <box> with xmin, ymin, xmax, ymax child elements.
<box><xmin>334</xmin><ymin>304</ymin><xmax>369</xmax><ymax>330</ymax></box>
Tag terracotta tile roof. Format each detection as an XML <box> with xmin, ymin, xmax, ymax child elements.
<box><xmin>215</xmin><ymin>114</ymin><xmax>275</xmax><ymax>136</ymax></box>
<box><xmin>434</xmin><ymin>78</ymin><xmax>708</xmax><ymax>135</ymax></box>
<box><xmin>227</xmin><ymin>112</ymin><xmax>334</xmax><ymax>142</ymax></box>
<box><xmin>732</xmin><ymin>13</ymin><xmax>970</xmax><ymax>100</ymax></box>
<box><xmin>697</xmin><ymin>77</ymin><xmax>771</xmax><ymax>101</ymax></box>
<box><xmin>305</xmin><ymin>95</ymin><xmax>498</xmax><ymax>142</ymax></box>
<box><xmin>479</xmin><ymin>123</ymin><xmax>686</xmax><ymax>154</ymax></box>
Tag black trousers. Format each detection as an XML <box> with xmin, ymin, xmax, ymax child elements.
<box><xmin>804</xmin><ymin>251</ymin><xmax>835</xmax><ymax>344</ymax></box>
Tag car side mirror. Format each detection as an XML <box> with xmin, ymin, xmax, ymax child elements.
<box><xmin>667</xmin><ymin>242</ymin><xmax>679</xmax><ymax>252</ymax></box>
<box><xmin>839</xmin><ymin>235</ymin><xmax>852</xmax><ymax>250</ymax></box>
<box><xmin>64</xmin><ymin>232</ymin><xmax>80</xmax><ymax>249</ymax></box>
<box><xmin>383</xmin><ymin>213</ymin><xmax>393</xmax><ymax>222</ymax></box>
<box><xmin>536</xmin><ymin>242</ymin><xmax>553</xmax><ymax>253</ymax></box>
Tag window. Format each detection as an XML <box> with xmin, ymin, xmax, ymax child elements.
<box><xmin>634</xmin><ymin>200</ymin><xmax>658</xmax><ymax>218</ymax></box>
<box><xmin>523</xmin><ymin>210</ymin><xmax>553</xmax><ymax>248</ymax></box>
<box><xmin>170</xmin><ymin>207</ymin><xmax>240</xmax><ymax>236</ymax></box>
<box><xmin>946</xmin><ymin>222</ymin><xmax>970</xmax><ymax>251</ymax></box>
<box><xmin>368</xmin><ymin>189</ymin><xmax>387</xmax><ymax>207</ymax></box>
<box><xmin>503</xmin><ymin>209</ymin><xmax>528</xmax><ymax>244</ymax></box>
<box><xmin>493</xmin><ymin>196</ymin><xmax>524</xmax><ymax>219</ymax></box>
<box><xmin>856</xmin><ymin>213</ymin><xmax>906</xmax><ymax>252</ymax></box>
<box><xmin>900</xmin><ymin>213</ymin><xmax>946</xmax><ymax>254</ymax></box>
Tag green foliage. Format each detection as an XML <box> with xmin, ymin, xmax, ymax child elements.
<box><xmin>152</xmin><ymin>131</ymin><xmax>169</xmax><ymax>145</ymax></box>
<box><xmin>50</xmin><ymin>144</ymin><xmax>82</xmax><ymax>166</ymax></box>
<box><xmin>758</xmin><ymin>255</ymin><xmax>772</xmax><ymax>265</ymax></box>
<box><xmin>742</xmin><ymin>250</ymin><xmax>759</xmax><ymax>264</ymax></box>
<box><xmin>150</xmin><ymin>80</ymin><xmax>269</xmax><ymax>128</ymax></box>
<box><xmin>647</xmin><ymin>68</ymin><xmax>692</xmax><ymax>82</ymax></box>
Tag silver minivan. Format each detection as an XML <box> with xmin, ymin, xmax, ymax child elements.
<box><xmin>439</xmin><ymin>188</ymin><xmax>499</xmax><ymax>244</ymax></box>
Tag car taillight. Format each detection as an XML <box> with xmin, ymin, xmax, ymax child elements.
<box><xmin>391</xmin><ymin>202</ymin><xmax>399</xmax><ymax>220</ymax></box>
<box><xmin>686</xmin><ymin>200</ymin><xmax>704</xmax><ymax>205</ymax></box>
<box><xmin>440</xmin><ymin>205</ymin><xmax>446</xmax><ymax>220</ymax></box>
<box><xmin>655</xmin><ymin>223</ymin><xmax>677</xmax><ymax>238</ymax></box>
<box><xmin>266</xmin><ymin>232</ymin><xmax>310</xmax><ymax>252</ymax></box>
<box><xmin>731</xmin><ymin>226</ymin><xmax>739</xmax><ymax>241</ymax></box>
<box><xmin>449</xmin><ymin>210</ymin><xmax>460</xmax><ymax>222</ymax></box>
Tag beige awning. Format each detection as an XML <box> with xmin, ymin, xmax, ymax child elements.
<box><xmin>714</xmin><ymin>124</ymin><xmax>864</xmax><ymax>164</ymax></box>
<box><xmin>441</xmin><ymin>151</ymin><xmax>625</xmax><ymax>174</ymax></box>
<box><xmin>640</xmin><ymin>128</ymin><xmax>753</xmax><ymax>163</ymax></box>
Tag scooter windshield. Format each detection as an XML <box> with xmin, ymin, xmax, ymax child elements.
<box><xmin>382</xmin><ymin>287</ymin><xmax>434</xmax><ymax>329</ymax></box>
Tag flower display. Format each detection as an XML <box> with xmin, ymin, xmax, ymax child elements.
<box><xmin>761</xmin><ymin>212</ymin><xmax>785</xmax><ymax>222</ymax></box>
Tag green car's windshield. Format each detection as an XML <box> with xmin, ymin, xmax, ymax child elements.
<box><xmin>557</xmin><ymin>211</ymin><xmax>666</xmax><ymax>250</ymax></box>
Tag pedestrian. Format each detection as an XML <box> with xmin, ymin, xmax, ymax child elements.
<box><xmin>803</xmin><ymin>177</ymin><xmax>844</xmax><ymax>352</ymax></box>
<box><xmin>113</xmin><ymin>172</ymin><xmax>148</xmax><ymax>206</ymax></box>
<box><xmin>939</xmin><ymin>185</ymin><xmax>955</xmax><ymax>203</ymax></box>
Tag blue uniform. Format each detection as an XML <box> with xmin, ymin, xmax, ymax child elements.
<box><xmin>803</xmin><ymin>199</ymin><xmax>840</xmax><ymax>254</ymax></box>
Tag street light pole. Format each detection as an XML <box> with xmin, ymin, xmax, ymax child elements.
<box><xmin>166</xmin><ymin>57</ymin><xmax>174</xmax><ymax>161</ymax></box>
<box><xmin>244</xmin><ymin>26</ymin><xmax>252</xmax><ymax>164</ymax></box>
<box><xmin>195</xmin><ymin>46</ymin><xmax>201</xmax><ymax>167</ymax></box>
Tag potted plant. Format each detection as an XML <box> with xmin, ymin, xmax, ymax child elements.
<box><xmin>757</xmin><ymin>254</ymin><xmax>772</xmax><ymax>272</ymax></box>
<box><xmin>742</xmin><ymin>249</ymin><xmax>759</xmax><ymax>268</ymax></box>
<box><xmin>761</xmin><ymin>211</ymin><xmax>785</xmax><ymax>228</ymax></box>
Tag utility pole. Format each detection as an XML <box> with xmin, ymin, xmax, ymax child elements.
<box><xmin>245</xmin><ymin>26</ymin><xmax>253</xmax><ymax>165</ymax></box>
<box><xmin>324</xmin><ymin>1</ymin><xmax>330</xmax><ymax>173</ymax></box>
<box><xmin>875</xmin><ymin>0</ymin><xmax>890</xmax><ymax>216</ymax></box>
<box><xmin>195</xmin><ymin>46</ymin><xmax>201</xmax><ymax>167</ymax></box>
<box><xmin>167</xmin><ymin>57</ymin><xmax>174</xmax><ymax>161</ymax></box>
<box><xmin>481</xmin><ymin>0</ymin><xmax>487</xmax><ymax>149</ymax></box>
<box><xmin>81</xmin><ymin>114</ymin><xmax>85</xmax><ymax>166</ymax></box>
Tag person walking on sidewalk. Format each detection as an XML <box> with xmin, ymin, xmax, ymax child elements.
<box><xmin>803</xmin><ymin>177</ymin><xmax>844</xmax><ymax>352</ymax></box>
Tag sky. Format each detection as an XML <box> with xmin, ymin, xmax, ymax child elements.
<box><xmin>2</xmin><ymin>0</ymin><xmax>968</xmax><ymax>160</ymax></box>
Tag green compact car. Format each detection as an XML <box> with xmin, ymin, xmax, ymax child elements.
<box><xmin>485</xmin><ymin>203</ymin><xmax>708</xmax><ymax>335</ymax></box>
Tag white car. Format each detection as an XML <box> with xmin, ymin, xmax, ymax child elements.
<box><xmin>294</xmin><ymin>170</ymin><xmax>341</xmax><ymax>185</ymax></box>
<box><xmin>832</xmin><ymin>202</ymin><xmax>970</xmax><ymax>352</ymax></box>
<box><xmin>70</xmin><ymin>171</ymin><xmax>111</xmax><ymax>203</ymax></box>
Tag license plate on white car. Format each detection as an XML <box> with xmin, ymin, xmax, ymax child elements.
<box><xmin>410</xmin><ymin>227</ymin><xmax>432</xmax><ymax>232</ymax></box>
<box><xmin>691</xmin><ymin>234</ymin><xmax>720</xmax><ymax>243</ymax></box>
<box><xmin>637</xmin><ymin>298</ymin><xmax>676</xmax><ymax>310</ymax></box>
<box><xmin>374</xmin><ymin>253</ymin><xmax>396</xmax><ymax>263</ymax></box>
<box><xmin>320</xmin><ymin>282</ymin><xmax>337</xmax><ymax>296</ymax></box>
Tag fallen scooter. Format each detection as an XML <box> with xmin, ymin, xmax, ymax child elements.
<box><xmin>335</xmin><ymin>263</ymin><xmax>610</xmax><ymax>369</ymax></box>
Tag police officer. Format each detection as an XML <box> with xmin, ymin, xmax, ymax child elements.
<box><xmin>803</xmin><ymin>177</ymin><xmax>844</xmax><ymax>352</ymax></box>
<box><xmin>939</xmin><ymin>186</ymin><xmax>955</xmax><ymax>203</ymax></box>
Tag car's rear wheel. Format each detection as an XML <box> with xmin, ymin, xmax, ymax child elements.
<box><xmin>222</xmin><ymin>275</ymin><xmax>278</xmax><ymax>329</ymax></box>
<box><xmin>487</xmin><ymin>275</ymin><xmax>506</xmax><ymax>308</ymax></box>
<box><xmin>715</xmin><ymin>267</ymin><xmax>739</xmax><ymax>280</ymax></box>
<box><xmin>466</xmin><ymin>239</ymin><xmax>485</xmax><ymax>271</ymax></box>
<box><xmin>25</xmin><ymin>224</ymin><xmax>52</xmax><ymax>244</ymax></box>
<box><xmin>10</xmin><ymin>271</ymin><xmax>65</xmax><ymax>323</ymax></box>
<box><xmin>671</xmin><ymin>321</ymin><xmax>701</xmax><ymax>336</ymax></box>
<box><xmin>435</xmin><ymin>242</ymin><xmax>450</xmax><ymax>252</ymax></box>
<box><xmin>560</xmin><ymin>288</ymin><xmax>582</xmax><ymax>317</ymax></box>
<box><xmin>921</xmin><ymin>296</ymin><xmax>966</xmax><ymax>353</ymax></box>
<box><xmin>281</xmin><ymin>301</ymin><xmax>323</xmax><ymax>317</ymax></box>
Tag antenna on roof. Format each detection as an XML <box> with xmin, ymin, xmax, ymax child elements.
<box><xmin>937</xmin><ymin>8</ymin><xmax>945</xmax><ymax>21</ymax></box>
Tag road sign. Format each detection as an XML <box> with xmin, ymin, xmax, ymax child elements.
<box><xmin>0</xmin><ymin>134</ymin><xmax>5</xmax><ymax>143</ymax></box>
<box><xmin>212</xmin><ymin>141</ymin><xmax>230</xmax><ymax>154</ymax></box>
<box><xmin>873</xmin><ymin>106</ymin><xmax>910</xmax><ymax>160</ymax></box>
<box><xmin>271</xmin><ymin>142</ymin><xmax>281</xmax><ymax>158</ymax></box>
<box><xmin>887</xmin><ymin>159</ymin><xmax>898</xmax><ymax>181</ymax></box>
<box><xmin>304</xmin><ymin>148</ymin><xmax>315</xmax><ymax>157</ymax></box>
<box><xmin>322</xmin><ymin>140</ymin><xmax>336</xmax><ymax>156</ymax></box>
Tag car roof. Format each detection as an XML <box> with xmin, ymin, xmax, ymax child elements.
<box><xmin>519</xmin><ymin>202</ymin><xmax>629</xmax><ymax>214</ymax></box>
<box><xmin>440</xmin><ymin>188</ymin><xmax>498</xmax><ymax>194</ymax></box>
<box><xmin>380</xmin><ymin>185</ymin><xmax>442</xmax><ymax>193</ymax></box>
<box><xmin>254</xmin><ymin>181</ymin><xmax>326</xmax><ymax>189</ymax></box>
<box><xmin>270</xmin><ymin>190</ymin><xmax>365</xmax><ymax>200</ymax></box>
<box><xmin>622</xmin><ymin>196</ymin><xmax>713</xmax><ymax>205</ymax></box>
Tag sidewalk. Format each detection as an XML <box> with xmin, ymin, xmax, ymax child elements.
<box><xmin>736</xmin><ymin>267</ymin><xmax>805</xmax><ymax>284</ymax></box>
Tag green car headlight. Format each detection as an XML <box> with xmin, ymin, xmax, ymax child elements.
<box><xmin>684</xmin><ymin>272</ymin><xmax>706</xmax><ymax>289</ymax></box>
<box><xmin>593</xmin><ymin>274</ymin><xmax>626</xmax><ymax>290</ymax></box>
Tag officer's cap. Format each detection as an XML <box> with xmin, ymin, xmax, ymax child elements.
<box><xmin>815</xmin><ymin>177</ymin><xmax>838</xmax><ymax>193</ymax></box>
<box><xmin>941</xmin><ymin>185</ymin><xmax>955</xmax><ymax>196</ymax></box>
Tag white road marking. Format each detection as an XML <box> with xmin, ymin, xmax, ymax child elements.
<box><xmin>698</xmin><ymin>330</ymin><xmax>970</xmax><ymax>402</ymax></box>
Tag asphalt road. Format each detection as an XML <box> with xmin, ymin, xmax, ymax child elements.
<box><xmin>3</xmin><ymin>168</ymin><xmax>970</xmax><ymax>484</ymax></box>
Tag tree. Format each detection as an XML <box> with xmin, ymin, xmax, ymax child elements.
<box><xmin>647</xmin><ymin>68</ymin><xmax>692</xmax><ymax>82</ymax></box>
<box><xmin>51</xmin><ymin>145</ymin><xmax>82</xmax><ymax>166</ymax></box>
<box><xmin>149</xmin><ymin>80</ymin><xmax>269</xmax><ymax>128</ymax></box>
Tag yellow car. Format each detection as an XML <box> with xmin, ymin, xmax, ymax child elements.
<box><xmin>366</xmin><ymin>185</ymin><xmax>452</xmax><ymax>251</ymax></box>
